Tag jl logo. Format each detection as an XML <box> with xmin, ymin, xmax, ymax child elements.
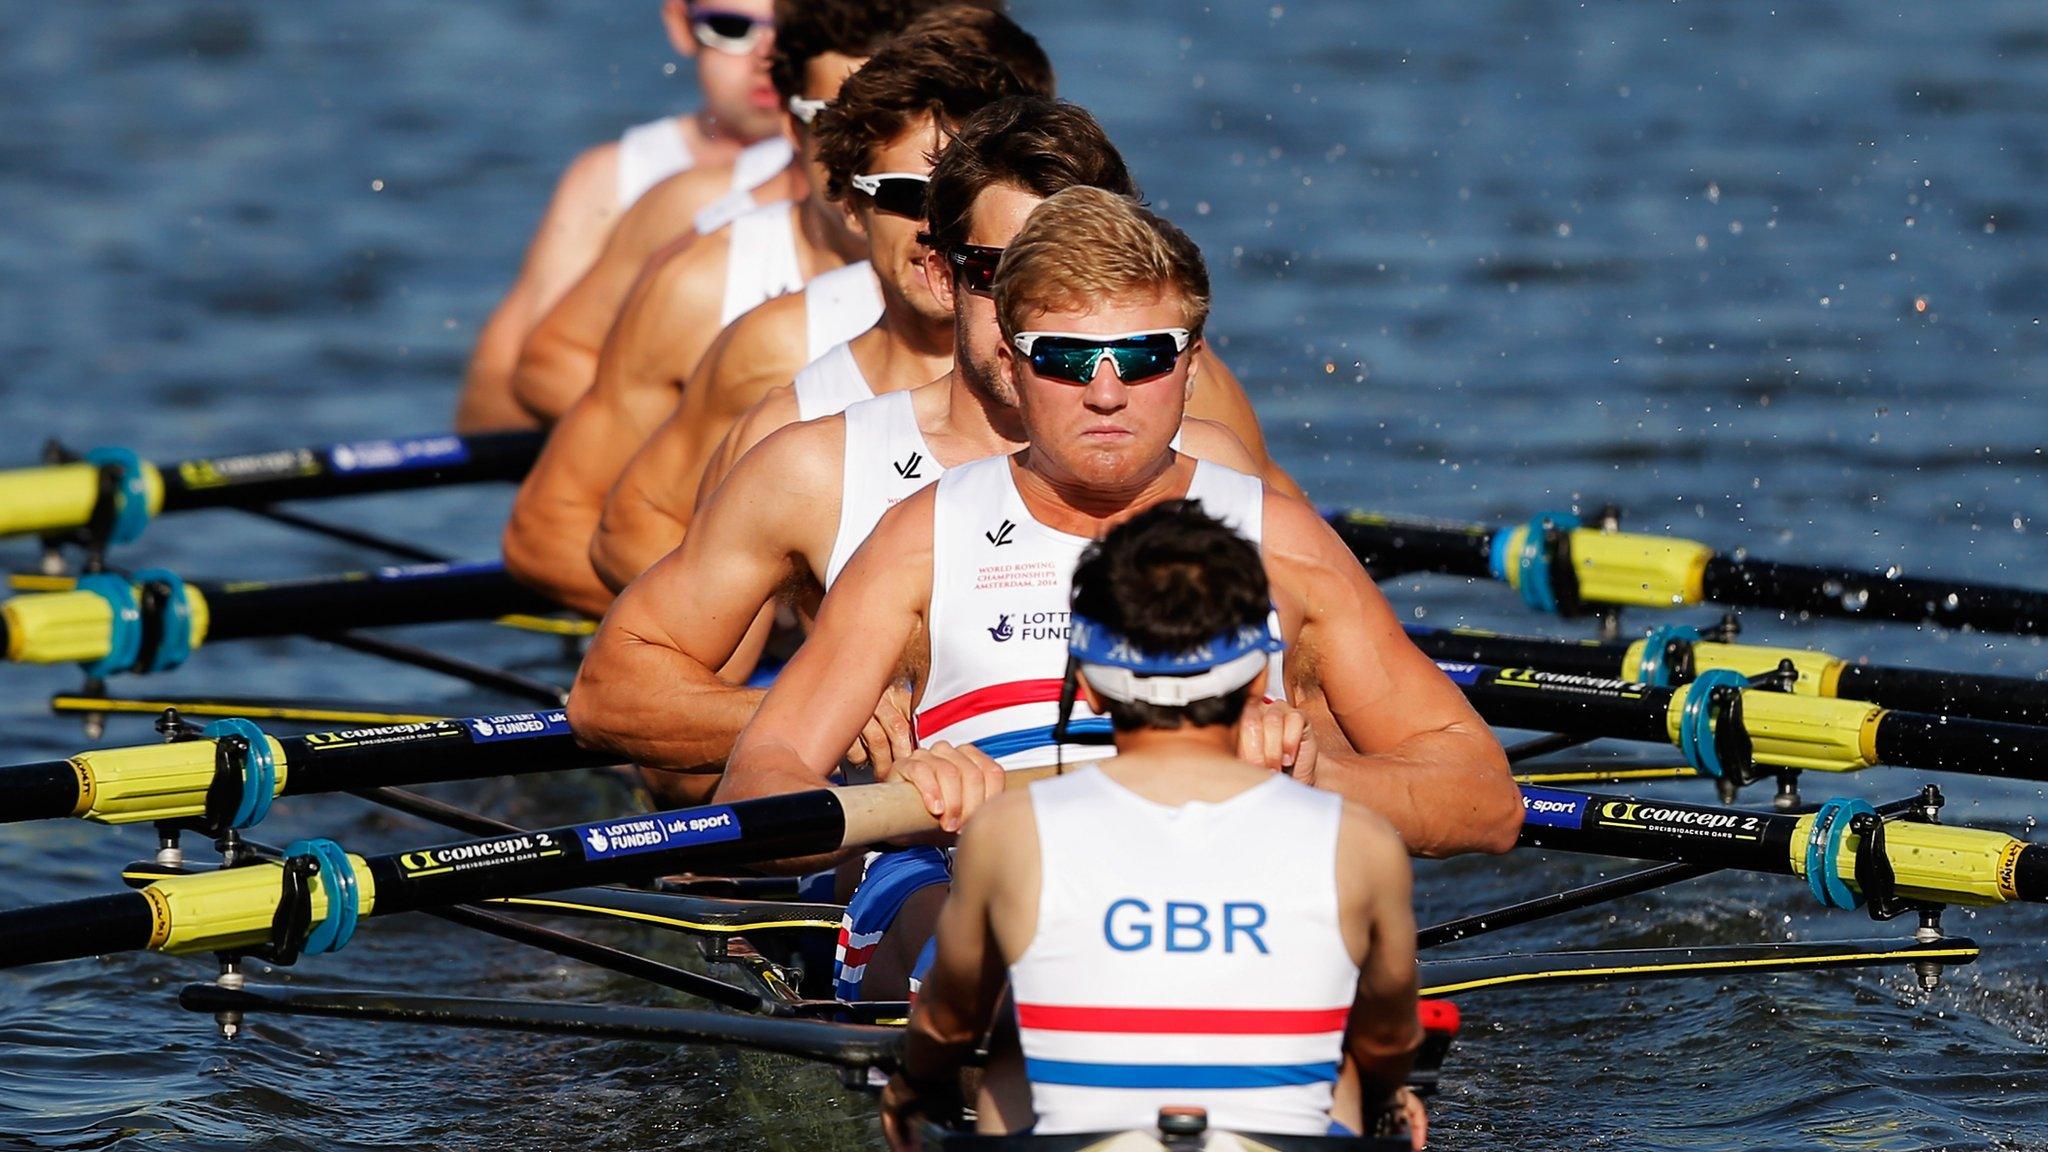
<box><xmin>986</xmin><ymin>519</ymin><xmax>1016</xmax><ymax>547</ymax></box>
<box><xmin>987</xmin><ymin>614</ymin><xmax>1014</xmax><ymax>641</ymax></box>
<box><xmin>892</xmin><ymin>451</ymin><xmax>924</xmax><ymax>480</ymax></box>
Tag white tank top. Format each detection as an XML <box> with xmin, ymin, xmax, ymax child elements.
<box><xmin>692</xmin><ymin>136</ymin><xmax>799</xmax><ymax>234</ymax></box>
<box><xmin>616</xmin><ymin>116</ymin><xmax>693</xmax><ymax>209</ymax></box>
<box><xmin>792</xmin><ymin>341</ymin><xmax>876</xmax><ymax>423</ymax></box>
<box><xmin>916</xmin><ymin>455</ymin><xmax>1276</xmax><ymax>768</ymax></box>
<box><xmin>718</xmin><ymin>203</ymin><xmax>805</xmax><ymax>327</ymax></box>
<box><xmin>824</xmin><ymin>390</ymin><xmax>933</xmax><ymax>589</ymax></box>
<box><xmin>803</xmin><ymin>262</ymin><xmax>885</xmax><ymax>362</ymax></box>
<box><xmin>1011</xmin><ymin>767</ymin><xmax>1358</xmax><ymax>1137</ymax></box>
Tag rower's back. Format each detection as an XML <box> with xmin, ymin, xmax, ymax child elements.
<box><xmin>1010</xmin><ymin>762</ymin><xmax>1356</xmax><ymax>1136</ymax></box>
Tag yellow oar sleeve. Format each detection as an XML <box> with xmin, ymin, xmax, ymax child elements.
<box><xmin>71</xmin><ymin>734</ymin><xmax>290</xmax><ymax>823</ymax></box>
<box><xmin>2</xmin><ymin>583</ymin><xmax>210</xmax><ymax>664</ymax></box>
<box><xmin>0</xmin><ymin>461</ymin><xmax>163</xmax><ymax>537</ymax></box>
<box><xmin>1664</xmin><ymin>683</ymin><xmax>1880</xmax><ymax>772</ymax></box>
<box><xmin>1790</xmin><ymin>815</ymin><xmax>2028</xmax><ymax>906</ymax></box>
<box><xmin>145</xmin><ymin>854</ymin><xmax>376</xmax><ymax>955</ymax></box>
<box><xmin>1622</xmin><ymin>639</ymin><xmax>1846</xmax><ymax>697</ymax></box>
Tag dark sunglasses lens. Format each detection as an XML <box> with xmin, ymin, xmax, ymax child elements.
<box><xmin>867</xmin><ymin>178</ymin><xmax>926</xmax><ymax>219</ymax></box>
<box><xmin>1029</xmin><ymin>343</ymin><xmax>1105</xmax><ymax>383</ymax></box>
<box><xmin>952</xmin><ymin>246</ymin><xmax>1000</xmax><ymax>293</ymax></box>
<box><xmin>700</xmin><ymin>13</ymin><xmax>756</xmax><ymax>37</ymax></box>
<box><xmin>1106</xmin><ymin>337</ymin><xmax>1182</xmax><ymax>380</ymax></box>
<box><xmin>1029</xmin><ymin>336</ymin><xmax>1182</xmax><ymax>383</ymax></box>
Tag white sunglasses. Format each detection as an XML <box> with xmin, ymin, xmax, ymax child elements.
<box><xmin>1010</xmin><ymin>329</ymin><xmax>1195</xmax><ymax>384</ymax></box>
<box><xmin>689</xmin><ymin>10</ymin><xmax>772</xmax><ymax>56</ymax></box>
<box><xmin>787</xmin><ymin>95</ymin><xmax>830</xmax><ymax>125</ymax></box>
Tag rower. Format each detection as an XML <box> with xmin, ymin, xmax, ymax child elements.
<box><xmin>455</xmin><ymin>0</ymin><xmax>788</xmax><ymax>433</ymax></box>
<box><xmin>568</xmin><ymin>98</ymin><xmax>1267</xmax><ymax>801</ymax></box>
<box><xmin>503</xmin><ymin>3</ymin><xmax>1037</xmax><ymax>616</ymax></box>
<box><xmin>586</xmin><ymin>91</ymin><xmax>1289</xmax><ymax>594</ymax></box>
<box><xmin>881</xmin><ymin>502</ymin><xmax>1427</xmax><ymax>1147</ymax></box>
<box><xmin>715</xmin><ymin>187</ymin><xmax>1520</xmax><ymax>998</ymax></box>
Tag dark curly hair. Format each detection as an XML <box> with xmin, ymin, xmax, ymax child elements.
<box><xmin>1069</xmin><ymin>500</ymin><xmax>1271</xmax><ymax>731</ymax></box>
<box><xmin>814</xmin><ymin>9</ymin><xmax>1053</xmax><ymax>204</ymax></box>
<box><xmin>770</xmin><ymin>0</ymin><xmax>1005</xmax><ymax>101</ymax></box>
<box><xmin>924</xmin><ymin>96</ymin><xmax>1137</xmax><ymax>257</ymax></box>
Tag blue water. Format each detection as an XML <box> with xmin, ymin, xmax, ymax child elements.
<box><xmin>1</xmin><ymin>1</ymin><xmax>2044</xmax><ymax>1147</ymax></box>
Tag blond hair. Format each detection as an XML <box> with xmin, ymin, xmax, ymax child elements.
<box><xmin>993</xmin><ymin>186</ymin><xmax>1210</xmax><ymax>340</ymax></box>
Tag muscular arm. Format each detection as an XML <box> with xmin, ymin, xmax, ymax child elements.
<box><xmin>502</xmin><ymin>248</ymin><xmax>724</xmax><ymax>614</ymax></box>
<box><xmin>897</xmin><ymin>792</ymin><xmax>1034</xmax><ymax>1116</ymax></box>
<box><xmin>568</xmin><ymin>423</ymin><xmax>842</xmax><ymax>803</ymax></box>
<box><xmin>1186</xmin><ymin>348</ymin><xmax>1306</xmax><ymax>500</ymax></box>
<box><xmin>457</xmin><ymin>144</ymin><xmax>620</xmax><ymax>432</ymax></box>
<box><xmin>588</xmin><ymin>308</ymin><xmax>807</xmax><ymax>591</ymax></box>
<box><xmin>1337</xmin><ymin>808</ymin><xmax>1422</xmax><ymax>1107</ymax></box>
<box><xmin>718</xmin><ymin>494</ymin><xmax>934</xmax><ymax>810</ymax></box>
<box><xmin>1271</xmin><ymin>497</ymin><xmax>1522</xmax><ymax>856</ymax></box>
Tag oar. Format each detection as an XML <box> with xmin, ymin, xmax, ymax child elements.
<box><xmin>1330</xmin><ymin>510</ymin><xmax>2048</xmax><ymax>636</ymax></box>
<box><xmin>176</xmin><ymin>932</ymin><xmax>1975</xmax><ymax>1065</ymax></box>
<box><xmin>1443</xmin><ymin>659</ymin><xmax>2048</xmax><ymax>796</ymax></box>
<box><xmin>2</xmin><ymin>768</ymin><xmax>2040</xmax><ymax>972</ymax></box>
<box><xmin>0</xmin><ymin>560</ymin><xmax>553</xmax><ymax>673</ymax></box>
<box><xmin>1406</xmin><ymin>622</ymin><xmax>2048</xmax><ymax>726</ymax></box>
<box><xmin>0</xmin><ymin>769</ymin><xmax>1026</xmax><ymax>970</ymax></box>
<box><xmin>0</xmin><ymin>432</ymin><xmax>541</xmax><ymax>547</ymax></box>
<box><xmin>1516</xmin><ymin>782</ymin><xmax>2043</xmax><ymax>912</ymax></box>
<box><xmin>0</xmin><ymin>707</ymin><xmax>609</xmax><ymax>829</ymax></box>
<box><xmin>178</xmin><ymin>983</ymin><xmax>904</xmax><ymax>1070</ymax></box>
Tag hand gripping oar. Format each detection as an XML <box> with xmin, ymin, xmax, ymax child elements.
<box><xmin>1441</xmin><ymin>660</ymin><xmax>2048</xmax><ymax>796</ymax></box>
<box><xmin>0</xmin><ymin>708</ymin><xmax>612</xmax><ymax>828</ymax></box>
<box><xmin>1329</xmin><ymin>510</ymin><xmax>2048</xmax><ymax>636</ymax></box>
<box><xmin>0</xmin><ymin>769</ymin><xmax>1055</xmax><ymax>971</ymax></box>
<box><xmin>0</xmin><ymin>431</ymin><xmax>541</xmax><ymax>549</ymax></box>
<box><xmin>1405</xmin><ymin>622</ymin><xmax>2048</xmax><ymax>726</ymax></box>
<box><xmin>0</xmin><ymin>560</ymin><xmax>553</xmax><ymax>673</ymax></box>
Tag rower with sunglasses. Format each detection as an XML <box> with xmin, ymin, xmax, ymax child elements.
<box><xmin>705</xmin><ymin>187</ymin><xmax>1521</xmax><ymax>1002</ymax></box>
<box><xmin>585</xmin><ymin>25</ymin><xmax>1055</xmax><ymax>591</ymax></box>
<box><xmin>569</xmin><ymin>99</ymin><xmax>1263</xmax><ymax>815</ymax></box>
<box><xmin>456</xmin><ymin>0</ymin><xmax>789</xmax><ymax>433</ymax></box>
<box><xmin>503</xmin><ymin>1</ymin><xmax>1019</xmax><ymax>616</ymax></box>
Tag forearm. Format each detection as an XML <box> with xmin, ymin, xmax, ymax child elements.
<box><xmin>1349</xmin><ymin>1030</ymin><xmax>1421</xmax><ymax>1107</ymax></box>
<box><xmin>501</xmin><ymin>499</ymin><xmax>615</xmax><ymax>618</ymax></box>
<box><xmin>457</xmin><ymin>297</ymin><xmax>544</xmax><ymax>433</ymax></box>
<box><xmin>1315</xmin><ymin>724</ymin><xmax>1521</xmax><ymax>856</ymax></box>
<box><xmin>590</xmin><ymin>488</ymin><xmax>691</xmax><ymax>593</ymax></box>
<box><xmin>512</xmin><ymin>330</ymin><xmax>600</xmax><ymax>423</ymax></box>
<box><xmin>569</xmin><ymin>647</ymin><xmax>767</xmax><ymax>773</ymax></box>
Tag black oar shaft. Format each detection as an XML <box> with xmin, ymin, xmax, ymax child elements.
<box><xmin>1451</xmin><ymin>665</ymin><xmax>1673</xmax><ymax>743</ymax></box>
<box><xmin>1869</xmin><ymin>712</ymin><xmax>2048</xmax><ymax>781</ymax></box>
<box><xmin>155</xmin><ymin>432</ymin><xmax>540</xmax><ymax>514</ymax></box>
<box><xmin>0</xmin><ymin>894</ymin><xmax>153</xmax><ymax>968</ymax></box>
<box><xmin>1329</xmin><ymin>514</ymin><xmax>1495</xmax><ymax>580</ymax></box>
<box><xmin>1</xmin><ymin>709</ymin><xmax>608</xmax><ymax>825</ymax></box>
<box><xmin>1702</xmin><ymin>556</ymin><xmax>2045</xmax><ymax>637</ymax></box>
<box><xmin>201</xmin><ymin>563</ymin><xmax>552</xmax><ymax>641</ymax></box>
<box><xmin>1835</xmin><ymin>664</ymin><xmax>2048</xmax><ymax>726</ymax></box>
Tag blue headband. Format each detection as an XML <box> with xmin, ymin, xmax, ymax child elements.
<box><xmin>1068</xmin><ymin>611</ymin><xmax>1283</xmax><ymax>706</ymax></box>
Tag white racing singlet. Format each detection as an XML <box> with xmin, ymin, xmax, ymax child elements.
<box><xmin>916</xmin><ymin>455</ymin><xmax>1278</xmax><ymax>769</ymax></box>
<box><xmin>717</xmin><ymin>202</ymin><xmax>805</xmax><ymax>327</ymax></box>
<box><xmin>616</xmin><ymin>117</ymin><xmax>693</xmax><ymax>209</ymax></box>
<box><xmin>1011</xmin><ymin>766</ymin><xmax>1358</xmax><ymax>1136</ymax></box>
<box><xmin>792</xmin><ymin>341</ymin><xmax>876</xmax><ymax>422</ymax></box>
<box><xmin>803</xmin><ymin>263</ymin><xmax>884</xmax><ymax>362</ymax></box>
<box><xmin>691</xmin><ymin>136</ymin><xmax>799</xmax><ymax>233</ymax></box>
<box><xmin>824</xmin><ymin>390</ymin><xmax>933</xmax><ymax>589</ymax></box>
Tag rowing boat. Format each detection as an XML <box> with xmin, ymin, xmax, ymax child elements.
<box><xmin>0</xmin><ymin>428</ymin><xmax>2043</xmax><ymax>1146</ymax></box>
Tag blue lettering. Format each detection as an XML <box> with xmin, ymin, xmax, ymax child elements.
<box><xmin>1223</xmin><ymin>902</ymin><xmax>1270</xmax><ymax>954</ymax></box>
<box><xmin>1164</xmin><ymin>901</ymin><xmax>1212</xmax><ymax>953</ymax></box>
<box><xmin>1104</xmin><ymin>898</ymin><xmax>1151</xmax><ymax>951</ymax></box>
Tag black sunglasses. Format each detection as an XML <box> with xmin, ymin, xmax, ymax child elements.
<box><xmin>944</xmin><ymin>242</ymin><xmax>1004</xmax><ymax>295</ymax></box>
<box><xmin>849</xmin><ymin>173</ymin><xmax>928</xmax><ymax>220</ymax></box>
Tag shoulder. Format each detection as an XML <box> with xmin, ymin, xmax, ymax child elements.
<box><xmin>1335</xmin><ymin>795</ymin><xmax>1409</xmax><ymax>878</ymax></box>
<box><xmin>726</xmin><ymin>409</ymin><xmax>846</xmax><ymax>496</ymax></box>
<box><xmin>1179</xmin><ymin>418</ymin><xmax>1260</xmax><ymax>474</ymax></box>
<box><xmin>553</xmin><ymin>140</ymin><xmax>623</xmax><ymax>207</ymax></box>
